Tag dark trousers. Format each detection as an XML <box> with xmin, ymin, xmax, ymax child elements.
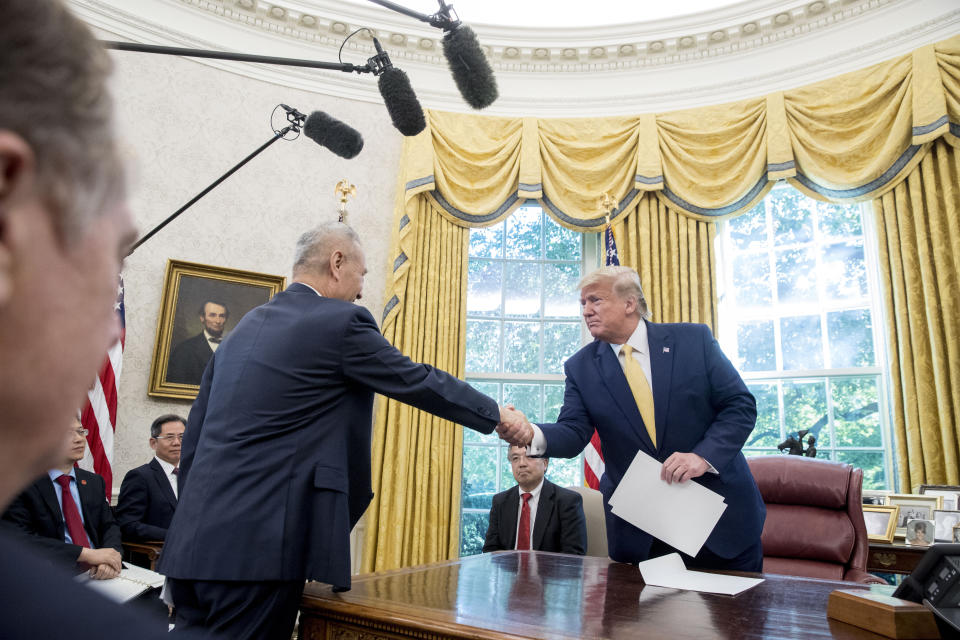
<box><xmin>647</xmin><ymin>537</ymin><xmax>764</xmax><ymax>573</ymax></box>
<box><xmin>168</xmin><ymin>578</ymin><xmax>305</xmax><ymax>640</ymax></box>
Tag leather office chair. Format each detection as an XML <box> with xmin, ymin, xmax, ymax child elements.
<box><xmin>747</xmin><ymin>455</ymin><xmax>886</xmax><ymax>584</ymax></box>
<box><xmin>565</xmin><ymin>485</ymin><xmax>608</xmax><ymax>558</ymax></box>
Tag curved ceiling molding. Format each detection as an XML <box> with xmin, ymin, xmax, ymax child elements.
<box><xmin>72</xmin><ymin>0</ymin><xmax>960</xmax><ymax>116</ymax></box>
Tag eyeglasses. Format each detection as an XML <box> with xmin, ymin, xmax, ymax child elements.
<box><xmin>154</xmin><ymin>434</ymin><xmax>184</xmax><ymax>442</ymax></box>
<box><xmin>74</xmin><ymin>428</ymin><xmax>89</xmax><ymax>437</ymax></box>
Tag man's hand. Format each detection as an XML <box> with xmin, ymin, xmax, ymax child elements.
<box><xmin>78</xmin><ymin>547</ymin><xmax>122</xmax><ymax>572</ymax></box>
<box><xmin>660</xmin><ymin>452</ymin><xmax>709</xmax><ymax>485</ymax></box>
<box><xmin>496</xmin><ymin>404</ymin><xmax>533</xmax><ymax>447</ymax></box>
<box><xmin>89</xmin><ymin>562</ymin><xmax>121</xmax><ymax>580</ymax></box>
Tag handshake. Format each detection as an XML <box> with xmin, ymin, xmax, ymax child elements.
<box><xmin>496</xmin><ymin>405</ymin><xmax>534</xmax><ymax>447</ymax></box>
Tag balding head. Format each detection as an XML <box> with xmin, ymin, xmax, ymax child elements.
<box><xmin>292</xmin><ymin>222</ymin><xmax>367</xmax><ymax>302</ymax></box>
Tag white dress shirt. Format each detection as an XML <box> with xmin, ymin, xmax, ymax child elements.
<box><xmin>514</xmin><ymin>479</ymin><xmax>544</xmax><ymax>550</ymax></box>
<box><xmin>155</xmin><ymin>456</ymin><xmax>179</xmax><ymax>499</ymax></box>
<box><xmin>203</xmin><ymin>329</ymin><xmax>222</xmax><ymax>353</ymax></box>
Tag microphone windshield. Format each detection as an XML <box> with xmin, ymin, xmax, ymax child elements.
<box><xmin>303</xmin><ymin>111</ymin><xmax>364</xmax><ymax>159</ymax></box>
<box><xmin>442</xmin><ymin>26</ymin><xmax>498</xmax><ymax>110</ymax></box>
<box><xmin>378</xmin><ymin>67</ymin><xmax>426</xmax><ymax>136</ymax></box>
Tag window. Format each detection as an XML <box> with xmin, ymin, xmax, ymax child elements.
<box><xmin>717</xmin><ymin>185</ymin><xmax>892</xmax><ymax>489</ymax></box>
<box><xmin>459</xmin><ymin>205</ymin><xmax>594</xmax><ymax>556</ymax></box>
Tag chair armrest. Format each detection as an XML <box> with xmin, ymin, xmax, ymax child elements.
<box><xmin>843</xmin><ymin>568</ymin><xmax>887</xmax><ymax>584</ymax></box>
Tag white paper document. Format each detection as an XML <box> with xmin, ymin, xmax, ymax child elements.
<box><xmin>608</xmin><ymin>449</ymin><xmax>727</xmax><ymax>557</ymax></box>
<box><xmin>638</xmin><ymin>553</ymin><xmax>764</xmax><ymax>596</ymax></box>
<box><xmin>76</xmin><ymin>563</ymin><xmax>165</xmax><ymax>603</ymax></box>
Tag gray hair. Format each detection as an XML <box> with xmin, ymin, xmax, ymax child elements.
<box><xmin>578</xmin><ymin>266</ymin><xmax>651</xmax><ymax>320</ymax></box>
<box><xmin>293</xmin><ymin>222</ymin><xmax>362</xmax><ymax>274</ymax></box>
<box><xmin>0</xmin><ymin>0</ymin><xmax>124</xmax><ymax>239</ymax></box>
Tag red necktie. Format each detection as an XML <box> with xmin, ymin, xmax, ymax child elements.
<box><xmin>516</xmin><ymin>492</ymin><xmax>532</xmax><ymax>550</ymax></box>
<box><xmin>55</xmin><ymin>475</ymin><xmax>90</xmax><ymax>548</ymax></box>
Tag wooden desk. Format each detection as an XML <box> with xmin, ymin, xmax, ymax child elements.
<box><xmin>868</xmin><ymin>542</ymin><xmax>927</xmax><ymax>575</ymax></box>
<box><xmin>121</xmin><ymin>540</ymin><xmax>163</xmax><ymax>571</ymax></box>
<box><xmin>300</xmin><ymin>551</ymin><xmax>889</xmax><ymax>639</ymax></box>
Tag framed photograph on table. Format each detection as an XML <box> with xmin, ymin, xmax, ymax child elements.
<box><xmin>149</xmin><ymin>260</ymin><xmax>286</xmax><ymax>400</ymax></box>
<box><xmin>862</xmin><ymin>505</ymin><xmax>899</xmax><ymax>543</ymax></box>
<box><xmin>862</xmin><ymin>490</ymin><xmax>890</xmax><ymax>506</ymax></box>
<box><xmin>905</xmin><ymin>519</ymin><xmax>934</xmax><ymax>546</ymax></box>
<box><xmin>918</xmin><ymin>485</ymin><xmax>960</xmax><ymax>511</ymax></box>
<box><xmin>954</xmin><ymin>524</ymin><xmax>960</xmax><ymax>543</ymax></box>
<box><xmin>886</xmin><ymin>494</ymin><xmax>943</xmax><ymax>538</ymax></box>
<box><xmin>934</xmin><ymin>510</ymin><xmax>960</xmax><ymax>542</ymax></box>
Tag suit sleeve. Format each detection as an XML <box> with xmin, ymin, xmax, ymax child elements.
<box><xmin>1</xmin><ymin>490</ymin><xmax>84</xmax><ymax>566</ymax></box>
<box><xmin>88</xmin><ymin>476</ymin><xmax>122</xmax><ymax>552</ymax></box>
<box><xmin>179</xmin><ymin>351</ymin><xmax>215</xmax><ymax>490</ymax></box>
<box><xmin>557</xmin><ymin>491</ymin><xmax>587</xmax><ymax>555</ymax></box>
<box><xmin>689</xmin><ymin>326</ymin><xmax>757</xmax><ymax>475</ymax></box>
<box><xmin>115</xmin><ymin>471</ymin><xmax>167</xmax><ymax>542</ymax></box>
<box><xmin>340</xmin><ymin>309</ymin><xmax>498</xmax><ymax>434</ymax></box>
<box><xmin>482</xmin><ymin>496</ymin><xmax>504</xmax><ymax>553</ymax></box>
<box><xmin>539</xmin><ymin>364</ymin><xmax>597</xmax><ymax>459</ymax></box>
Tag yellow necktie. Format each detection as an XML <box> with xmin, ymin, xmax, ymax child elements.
<box><xmin>620</xmin><ymin>344</ymin><xmax>656</xmax><ymax>447</ymax></box>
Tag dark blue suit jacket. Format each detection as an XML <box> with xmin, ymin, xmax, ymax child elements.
<box><xmin>539</xmin><ymin>321</ymin><xmax>764</xmax><ymax>563</ymax></box>
<box><xmin>157</xmin><ymin>284</ymin><xmax>499</xmax><ymax>589</ymax></box>
<box><xmin>482</xmin><ymin>479</ymin><xmax>586</xmax><ymax>554</ymax></box>
<box><xmin>116</xmin><ymin>459</ymin><xmax>177</xmax><ymax>541</ymax></box>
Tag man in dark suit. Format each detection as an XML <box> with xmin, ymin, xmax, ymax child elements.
<box><xmin>498</xmin><ymin>266</ymin><xmax>765</xmax><ymax>572</ymax></box>
<box><xmin>2</xmin><ymin>418</ymin><xmax>123</xmax><ymax>578</ymax></box>
<box><xmin>158</xmin><ymin>222</ymin><xmax>523</xmax><ymax>640</ymax></box>
<box><xmin>166</xmin><ymin>300</ymin><xmax>229</xmax><ymax>385</ymax></box>
<box><xmin>483</xmin><ymin>445</ymin><xmax>586</xmax><ymax>554</ymax></box>
<box><xmin>116</xmin><ymin>414</ymin><xmax>185</xmax><ymax>541</ymax></box>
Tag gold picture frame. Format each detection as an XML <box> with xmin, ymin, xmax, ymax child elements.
<box><xmin>149</xmin><ymin>260</ymin><xmax>286</xmax><ymax>400</ymax></box>
<box><xmin>885</xmin><ymin>493</ymin><xmax>943</xmax><ymax>539</ymax></box>
<box><xmin>862</xmin><ymin>505</ymin><xmax>899</xmax><ymax>543</ymax></box>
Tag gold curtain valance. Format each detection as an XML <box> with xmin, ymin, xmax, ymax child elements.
<box><xmin>400</xmin><ymin>35</ymin><xmax>960</xmax><ymax>229</ymax></box>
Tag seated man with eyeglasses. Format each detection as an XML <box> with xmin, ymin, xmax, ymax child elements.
<box><xmin>1</xmin><ymin>418</ymin><xmax>123</xmax><ymax>578</ymax></box>
<box><xmin>116</xmin><ymin>414</ymin><xmax>186</xmax><ymax>542</ymax></box>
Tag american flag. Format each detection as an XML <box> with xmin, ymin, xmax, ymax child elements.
<box><xmin>584</xmin><ymin>224</ymin><xmax>619</xmax><ymax>489</ymax></box>
<box><xmin>79</xmin><ymin>275</ymin><xmax>124</xmax><ymax>499</ymax></box>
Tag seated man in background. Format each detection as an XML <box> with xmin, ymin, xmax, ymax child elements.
<box><xmin>2</xmin><ymin>418</ymin><xmax>122</xmax><ymax>579</ymax></box>
<box><xmin>483</xmin><ymin>445</ymin><xmax>586</xmax><ymax>554</ymax></box>
<box><xmin>116</xmin><ymin>414</ymin><xmax>185</xmax><ymax>541</ymax></box>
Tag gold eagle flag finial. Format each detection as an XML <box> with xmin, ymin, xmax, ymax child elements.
<box><xmin>335</xmin><ymin>179</ymin><xmax>357</xmax><ymax>223</ymax></box>
<box><xmin>598</xmin><ymin>192</ymin><xmax>616</xmax><ymax>225</ymax></box>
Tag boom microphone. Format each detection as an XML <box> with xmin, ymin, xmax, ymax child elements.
<box><xmin>442</xmin><ymin>25</ymin><xmax>498</xmax><ymax>110</ymax></box>
<box><xmin>372</xmin><ymin>38</ymin><xmax>426</xmax><ymax>136</ymax></box>
<box><xmin>303</xmin><ymin>112</ymin><xmax>364</xmax><ymax>159</ymax></box>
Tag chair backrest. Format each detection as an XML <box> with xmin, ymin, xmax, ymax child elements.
<box><xmin>747</xmin><ymin>455</ymin><xmax>875</xmax><ymax>583</ymax></box>
<box><xmin>565</xmin><ymin>485</ymin><xmax>608</xmax><ymax>558</ymax></box>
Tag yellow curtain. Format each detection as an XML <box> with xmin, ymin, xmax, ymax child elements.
<box><xmin>873</xmin><ymin>138</ymin><xmax>960</xmax><ymax>491</ymax></box>
<box><xmin>363</xmin><ymin>34</ymin><xmax>960</xmax><ymax>573</ymax></box>
<box><xmin>362</xmin><ymin>195</ymin><xmax>472</xmax><ymax>571</ymax></box>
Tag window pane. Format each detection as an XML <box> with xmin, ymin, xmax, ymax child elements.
<box><xmin>817</xmin><ymin>201</ymin><xmax>863</xmax><ymax>239</ymax></box>
<box><xmin>506</xmin><ymin>207</ymin><xmax>542</xmax><ymax>259</ymax></box>
<box><xmin>770</xmin><ymin>189</ymin><xmax>813</xmax><ymax>245</ymax></box>
<box><xmin>544</xmin><ymin>384</ymin><xmax>565</xmax><ymax>422</ymax></box>
<box><xmin>832</xmin><ymin>377</ymin><xmax>881</xmax><ymax>447</ymax></box>
<box><xmin>503</xmin><ymin>383</ymin><xmax>541</xmax><ymax>423</ymax></box>
<box><xmin>781</xmin><ymin>315</ymin><xmax>823</xmax><ymax>370</ymax></box>
<box><xmin>745</xmin><ymin>383</ymin><xmax>781</xmax><ymax>450</ymax></box>
<box><xmin>736</xmin><ymin>320</ymin><xmax>775</xmax><ymax>372</ymax></box>
<box><xmin>466</xmin><ymin>320</ymin><xmax>500</xmax><ymax>372</ymax></box>
<box><xmin>460</xmin><ymin>511</ymin><xmax>490</xmax><ymax>556</ymax></box>
<box><xmin>500</xmin><ymin>445</ymin><xmax>515</xmax><ymax>492</ymax></box>
<box><xmin>503</xmin><ymin>321</ymin><xmax>540</xmax><ymax>374</ymax></box>
<box><xmin>783</xmin><ymin>379</ymin><xmax>828</xmax><ymax>446</ymax></box>
<box><xmin>733</xmin><ymin>253</ymin><xmax>772</xmax><ymax>306</ymax></box>
<box><xmin>464</xmin><ymin>381</ymin><xmax>500</xmax><ymax>444</ymax></box>
<box><xmin>544</xmin><ymin>263</ymin><xmax>581</xmax><ymax>318</ymax></box>
<box><xmin>545</xmin><ymin>218</ymin><xmax>581</xmax><ymax>261</ymax></box>
<box><xmin>827</xmin><ymin>309</ymin><xmax>875</xmax><ymax>368</ymax></box>
<box><xmin>462</xmin><ymin>446</ymin><xmax>498</xmax><ymax>509</ymax></box>
<box><xmin>467</xmin><ymin>259</ymin><xmax>502</xmax><ymax>316</ymax></box>
<box><xmin>728</xmin><ymin>201</ymin><xmax>767</xmax><ymax>250</ymax></box>
<box><xmin>469</xmin><ymin>224</ymin><xmax>503</xmax><ymax>259</ymax></box>
<box><xmin>775</xmin><ymin>247</ymin><xmax>817</xmax><ymax>304</ymax></box>
<box><xmin>503</xmin><ymin>262</ymin><xmax>541</xmax><ymax>317</ymax></box>
<box><xmin>822</xmin><ymin>240</ymin><xmax>867</xmax><ymax>300</ymax></box>
<box><xmin>835</xmin><ymin>451</ymin><xmax>885</xmax><ymax>491</ymax></box>
<box><xmin>547</xmin><ymin>457</ymin><xmax>582</xmax><ymax>488</ymax></box>
<box><xmin>543</xmin><ymin>322</ymin><xmax>580</xmax><ymax>374</ymax></box>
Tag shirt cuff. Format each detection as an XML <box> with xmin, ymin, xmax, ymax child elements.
<box><xmin>703</xmin><ymin>458</ymin><xmax>718</xmax><ymax>474</ymax></box>
<box><xmin>527</xmin><ymin>424</ymin><xmax>547</xmax><ymax>457</ymax></box>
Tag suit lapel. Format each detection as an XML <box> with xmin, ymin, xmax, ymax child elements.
<box><xmin>502</xmin><ymin>488</ymin><xmax>520</xmax><ymax>549</ymax></box>
<box><xmin>75</xmin><ymin>469</ymin><xmax>100</xmax><ymax>545</ymax></box>
<box><xmin>646</xmin><ymin>321</ymin><xmax>675</xmax><ymax>450</ymax></box>
<box><xmin>150</xmin><ymin>459</ymin><xmax>178</xmax><ymax>508</ymax></box>
<box><xmin>38</xmin><ymin>477</ymin><xmax>65</xmax><ymax>538</ymax></box>
<box><xmin>593</xmin><ymin>342</ymin><xmax>657</xmax><ymax>454</ymax></box>
<box><xmin>531</xmin><ymin>481</ymin><xmax>554</xmax><ymax>551</ymax></box>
